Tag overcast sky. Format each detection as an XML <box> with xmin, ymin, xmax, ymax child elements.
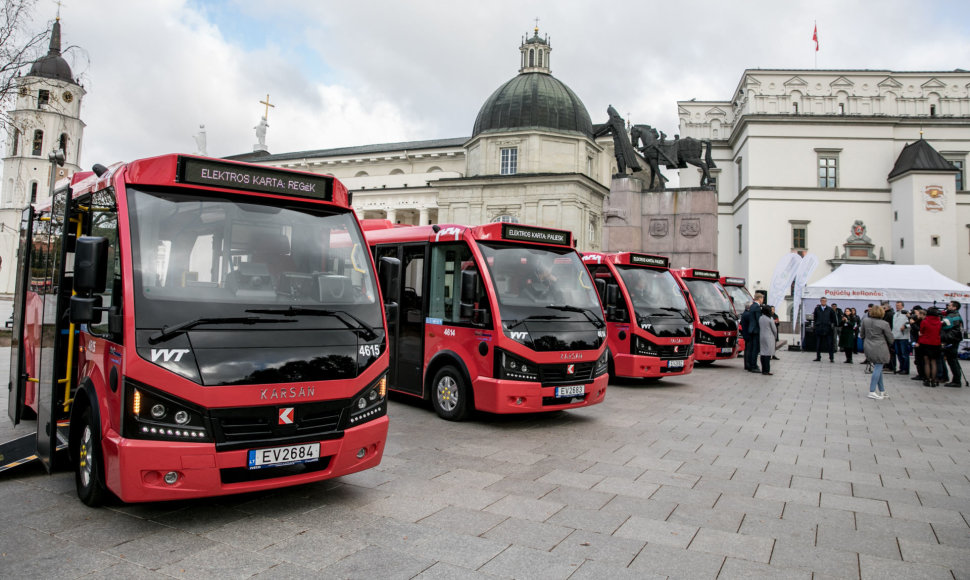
<box><xmin>19</xmin><ymin>0</ymin><xmax>970</xmax><ymax>171</ymax></box>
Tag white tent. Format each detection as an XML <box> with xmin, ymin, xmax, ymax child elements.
<box><xmin>801</xmin><ymin>265</ymin><xmax>970</xmax><ymax>335</ymax></box>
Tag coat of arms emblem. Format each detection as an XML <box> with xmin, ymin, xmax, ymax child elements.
<box><xmin>924</xmin><ymin>185</ymin><xmax>945</xmax><ymax>212</ymax></box>
<box><xmin>680</xmin><ymin>218</ymin><xmax>700</xmax><ymax>237</ymax></box>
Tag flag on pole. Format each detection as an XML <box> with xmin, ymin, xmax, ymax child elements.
<box><xmin>813</xmin><ymin>23</ymin><xmax>819</xmax><ymax>51</ymax></box>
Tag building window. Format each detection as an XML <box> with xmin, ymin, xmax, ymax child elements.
<box><xmin>31</xmin><ymin>130</ymin><xmax>43</xmax><ymax>156</ymax></box>
<box><xmin>538</xmin><ymin>50</ymin><xmax>543</xmax><ymax>67</ymax></box>
<box><xmin>708</xmin><ymin>175</ymin><xmax>718</xmax><ymax>192</ymax></box>
<box><xmin>930</xmin><ymin>104</ymin><xmax>937</xmax><ymax>117</ymax></box>
<box><xmin>59</xmin><ymin>133</ymin><xmax>68</xmax><ymax>155</ymax></box>
<box><xmin>793</xmin><ymin>102</ymin><xmax>798</xmax><ymax>114</ymax></box>
<box><xmin>529</xmin><ymin>49</ymin><xmax>534</xmax><ymax>67</ymax></box>
<box><xmin>931</xmin><ymin>235</ymin><xmax>940</xmax><ymax>247</ymax></box>
<box><xmin>818</xmin><ymin>156</ymin><xmax>838</xmax><ymax>188</ymax></box>
<box><xmin>735</xmin><ymin>157</ymin><xmax>742</xmax><ymax>192</ymax></box>
<box><xmin>945</xmin><ymin>157</ymin><xmax>964</xmax><ymax>191</ymax></box>
<box><xmin>588</xmin><ymin>220</ymin><xmax>596</xmax><ymax>244</ymax></box>
<box><xmin>900</xmin><ymin>238</ymin><xmax>905</xmax><ymax>249</ymax></box>
<box><xmin>500</xmin><ymin>147</ymin><xmax>518</xmax><ymax>175</ymax></box>
<box><xmin>37</xmin><ymin>89</ymin><xmax>49</xmax><ymax>108</ymax></box>
<box><xmin>30</xmin><ymin>182</ymin><xmax>37</xmax><ymax>203</ymax></box>
<box><xmin>491</xmin><ymin>214</ymin><xmax>519</xmax><ymax>223</ymax></box>
<box><xmin>737</xmin><ymin>224</ymin><xmax>742</xmax><ymax>254</ymax></box>
<box><xmin>11</xmin><ymin>128</ymin><xmax>19</xmax><ymax>156</ymax></box>
<box><xmin>792</xmin><ymin>226</ymin><xmax>807</xmax><ymax>250</ymax></box>
<box><xmin>838</xmin><ymin>103</ymin><xmax>845</xmax><ymax>115</ymax></box>
<box><xmin>587</xmin><ymin>156</ymin><xmax>593</xmax><ymax>177</ymax></box>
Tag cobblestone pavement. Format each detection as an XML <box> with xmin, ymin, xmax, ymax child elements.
<box><xmin>1</xmin><ymin>347</ymin><xmax>968</xmax><ymax>579</ymax></box>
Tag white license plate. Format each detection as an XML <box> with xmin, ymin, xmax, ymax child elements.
<box><xmin>248</xmin><ymin>442</ymin><xmax>320</xmax><ymax>470</ymax></box>
<box><xmin>720</xmin><ymin>347</ymin><xmax>733</xmax><ymax>353</ymax></box>
<box><xmin>555</xmin><ymin>385</ymin><xmax>585</xmax><ymax>398</ymax></box>
<box><xmin>667</xmin><ymin>360</ymin><xmax>685</xmax><ymax>368</ymax></box>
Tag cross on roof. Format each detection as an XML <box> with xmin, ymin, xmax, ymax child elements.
<box><xmin>259</xmin><ymin>94</ymin><xmax>275</xmax><ymax>120</ymax></box>
<box><xmin>534</xmin><ymin>17</ymin><xmax>540</xmax><ymax>33</ymax></box>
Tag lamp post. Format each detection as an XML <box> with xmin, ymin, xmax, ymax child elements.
<box><xmin>48</xmin><ymin>148</ymin><xmax>65</xmax><ymax>202</ymax></box>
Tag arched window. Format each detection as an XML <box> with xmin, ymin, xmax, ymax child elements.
<box><xmin>30</xmin><ymin>182</ymin><xmax>38</xmax><ymax>203</ymax></box>
<box><xmin>538</xmin><ymin>50</ymin><xmax>543</xmax><ymax>67</ymax></box>
<box><xmin>11</xmin><ymin>128</ymin><xmax>19</xmax><ymax>156</ymax></box>
<box><xmin>389</xmin><ymin>168</ymin><xmax>405</xmax><ymax>175</ymax></box>
<box><xmin>59</xmin><ymin>133</ymin><xmax>68</xmax><ymax>155</ymax></box>
<box><xmin>354</xmin><ymin>171</ymin><xmax>369</xmax><ymax>177</ymax></box>
<box><xmin>427</xmin><ymin>166</ymin><xmax>442</xmax><ymax>173</ymax></box>
<box><xmin>491</xmin><ymin>214</ymin><xmax>519</xmax><ymax>224</ymax></box>
<box><xmin>529</xmin><ymin>49</ymin><xmax>534</xmax><ymax>67</ymax></box>
<box><xmin>32</xmin><ymin>130</ymin><xmax>43</xmax><ymax>156</ymax></box>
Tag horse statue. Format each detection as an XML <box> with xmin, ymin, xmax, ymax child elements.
<box><xmin>630</xmin><ymin>124</ymin><xmax>716</xmax><ymax>189</ymax></box>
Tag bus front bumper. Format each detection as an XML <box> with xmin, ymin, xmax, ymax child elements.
<box><xmin>102</xmin><ymin>416</ymin><xmax>388</xmax><ymax>503</ymax></box>
<box><xmin>694</xmin><ymin>344</ymin><xmax>737</xmax><ymax>361</ymax></box>
<box><xmin>613</xmin><ymin>353</ymin><xmax>693</xmax><ymax>378</ymax></box>
<box><xmin>472</xmin><ymin>374</ymin><xmax>608</xmax><ymax>414</ymax></box>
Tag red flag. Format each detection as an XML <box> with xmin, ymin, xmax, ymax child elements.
<box><xmin>813</xmin><ymin>24</ymin><xmax>819</xmax><ymax>51</ymax></box>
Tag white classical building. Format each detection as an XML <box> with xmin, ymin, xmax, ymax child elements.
<box><xmin>0</xmin><ymin>18</ymin><xmax>86</xmax><ymax>293</ymax></box>
<box><xmin>677</xmin><ymin>69</ymin><xmax>970</xmax><ymax>312</ymax></box>
<box><xmin>230</xmin><ymin>28</ymin><xmax>617</xmax><ymax>251</ymax></box>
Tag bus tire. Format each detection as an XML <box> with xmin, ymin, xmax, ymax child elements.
<box><xmin>74</xmin><ymin>408</ymin><xmax>108</xmax><ymax>507</ymax></box>
<box><xmin>430</xmin><ymin>365</ymin><xmax>470</xmax><ymax>421</ymax></box>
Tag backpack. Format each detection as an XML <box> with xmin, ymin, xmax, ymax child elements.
<box><xmin>941</xmin><ymin>322</ymin><xmax>962</xmax><ymax>346</ymax></box>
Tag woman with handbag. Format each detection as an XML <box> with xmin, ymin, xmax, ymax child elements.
<box><xmin>860</xmin><ymin>305</ymin><xmax>894</xmax><ymax>399</ymax></box>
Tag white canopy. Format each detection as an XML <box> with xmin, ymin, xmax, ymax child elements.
<box><xmin>803</xmin><ymin>264</ymin><xmax>970</xmax><ymax>303</ymax></box>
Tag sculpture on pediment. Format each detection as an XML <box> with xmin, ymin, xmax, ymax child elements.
<box><xmin>846</xmin><ymin>220</ymin><xmax>871</xmax><ymax>243</ymax></box>
<box><xmin>631</xmin><ymin>124</ymin><xmax>717</xmax><ymax>190</ymax></box>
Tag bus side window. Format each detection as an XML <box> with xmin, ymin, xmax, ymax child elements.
<box><xmin>88</xmin><ymin>190</ymin><xmax>122</xmax><ymax>342</ymax></box>
<box><xmin>429</xmin><ymin>243</ymin><xmax>486</xmax><ymax>326</ymax></box>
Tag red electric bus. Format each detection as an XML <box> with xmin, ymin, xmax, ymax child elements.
<box><xmin>3</xmin><ymin>154</ymin><xmax>396</xmax><ymax>505</ymax></box>
<box><xmin>720</xmin><ymin>276</ymin><xmax>755</xmax><ymax>355</ymax></box>
<box><xmin>582</xmin><ymin>252</ymin><xmax>694</xmax><ymax>379</ymax></box>
<box><xmin>672</xmin><ymin>268</ymin><xmax>739</xmax><ymax>364</ymax></box>
<box><xmin>364</xmin><ymin>221</ymin><xmax>609</xmax><ymax>421</ymax></box>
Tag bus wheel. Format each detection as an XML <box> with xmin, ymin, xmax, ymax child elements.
<box><xmin>431</xmin><ymin>366</ymin><xmax>470</xmax><ymax>421</ymax></box>
<box><xmin>74</xmin><ymin>409</ymin><xmax>108</xmax><ymax>507</ymax></box>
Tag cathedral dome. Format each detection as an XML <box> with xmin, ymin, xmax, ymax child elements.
<box><xmin>471</xmin><ymin>28</ymin><xmax>592</xmax><ymax>139</ymax></box>
<box><xmin>29</xmin><ymin>20</ymin><xmax>75</xmax><ymax>84</ymax></box>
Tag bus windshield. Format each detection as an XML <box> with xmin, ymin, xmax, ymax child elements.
<box><xmin>128</xmin><ymin>187</ymin><xmax>381</xmax><ymax>330</ymax></box>
<box><xmin>684</xmin><ymin>279</ymin><xmax>734</xmax><ymax>317</ymax></box>
<box><xmin>723</xmin><ymin>285</ymin><xmax>753</xmax><ymax>313</ymax></box>
<box><xmin>477</xmin><ymin>242</ymin><xmax>602</xmax><ymax>325</ymax></box>
<box><xmin>616</xmin><ymin>266</ymin><xmax>691</xmax><ymax>323</ymax></box>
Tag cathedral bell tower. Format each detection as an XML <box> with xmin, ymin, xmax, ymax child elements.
<box><xmin>519</xmin><ymin>25</ymin><xmax>551</xmax><ymax>74</ymax></box>
<box><xmin>0</xmin><ymin>16</ymin><xmax>85</xmax><ymax>292</ymax></box>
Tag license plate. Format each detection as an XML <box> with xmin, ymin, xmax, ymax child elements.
<box><xmin>667</xmin><ymin>360</ymin><xmax>684</xmax><ymax>368</ymax></box>
<box><xmin>248</xmin><ymin>442</ymin><xmax>320</xmax><ymax>470</ymax></box>
<box><xmin>555</xmin><ymin>385</ymin><xmax>585</xmax><ymax>398</ymax></box>
<box><xmin>720</xmin><ymin>347</ymin><xmax>733</xmax><ymax>353</ymax></box>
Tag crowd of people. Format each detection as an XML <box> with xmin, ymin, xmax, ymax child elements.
<box><xmin>739</xmin><ymin>294</ymin><xmax>780</xmax><ymax>375</ymax></box>
<box><xmin>809</xmin><ymin>298</ymin><xmax>965</xmax><ymax>400</ymax></box>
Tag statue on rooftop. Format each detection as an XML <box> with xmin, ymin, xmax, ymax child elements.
<box><xmin>593</xmin><ymin>105</ymin><xmax>642</xmax><ymax>177</ymax></box>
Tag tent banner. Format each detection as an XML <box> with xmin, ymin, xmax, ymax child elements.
<box><xmin>814</xmin><ymin>288</ymin><xmax>888</xmax><ymax>300</ymax></box>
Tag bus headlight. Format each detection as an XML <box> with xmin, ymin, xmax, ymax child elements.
<box><xmin>347</xmin><ymin>374</ymin><xmax>387</xmax><ymax>427</ymax></box>
<box><xmin>594</xmin><ymin>349</ymin><xmax>609</xmax><ymax>376</ymax></box>
<box><xmin>695</xmin><ymin>329</ymin><xmax>716</xmax><ymax>345</ymax></box>
<box><xmin>497</xmin><ymin>350</ymin><xmax>539</xmax><ymax>382</ymax></box>
<box><xmin>633</xmin><ymin>336</ymin><xmax>659</xmax><ymax>356</ymax></box>
<box><xmin>123</xmin><ymin>382</ymin><xmax>211</xmax><ymax>442</ymax></box>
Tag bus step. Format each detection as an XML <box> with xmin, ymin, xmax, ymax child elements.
<box><xmin>0</xmin><ymin>422</ymin><xmax>71</xmax><ymax>473</ymax></box>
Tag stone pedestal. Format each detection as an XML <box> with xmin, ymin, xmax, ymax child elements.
<box><xmin>603</xmin><ymin>177</ymin><xmax>718</xmax><ymax>269</ymax></box>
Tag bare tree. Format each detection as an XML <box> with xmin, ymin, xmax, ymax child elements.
<box><xmin>0</xmin><ymin>0</ymin><xmax>55</xmax><ymax>129</ymax></box>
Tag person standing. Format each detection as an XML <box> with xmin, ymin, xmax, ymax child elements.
<box><xmin>861</xmin><ymin>305</ymin><xmax>894</xmax><ymax>399</ymax></box>
<box><xmin>882</xmin><ymin>301</ymin><xmax>897</xmax><ymax>372</ymax></box>
<box><xmin>745</xmin><ymin>295</ymin><xmax>763</xmax><ymax>372</ymax></box>
<box><xmin>759</xmin><ymin>305</ymin><xmax>778</xmax><ymax>375</ymax></box>
<box><xmin>919</xmin><ymin>307</ymin><xmax>943</xmax><ymax>387</ymax></box>
<box><xmin>839</xmin><ymin>307</ymin><xmax>858</xmax><ymax>363</ymax></box>
<box><xmin>909</xmin><ymin>307</ymin><xmax>927</xmax><ymax>382</ymax></box>
<box><xmin>813</xmin><ymin>297</ymin><xmax>837</xmax><ymax>362</ymax></box>
<box><xmin>941</xmin><ymin>300</ymin><xmax>964</xmax><ymax>387</ymax></box>
<box><xmin>740</xmin><ymin>303</ymin><xmax>754</xmax><ymax>371</ymax></box>
<box><xmin>892</xmin><ymin>307</ymin><xmax>911</xmax><ymax>375</ymax></box>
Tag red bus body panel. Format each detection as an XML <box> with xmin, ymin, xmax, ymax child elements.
<box><xmin>672</xmin><ymin>268</ymin><xmax>739</xmax><ymax>362</ymax></box>
<box><xmin>720</xmin><ymin>276</ymin><xmax>753</xmax><ymax>355</ymax></box>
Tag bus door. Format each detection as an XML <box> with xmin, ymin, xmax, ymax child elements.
<box><xmin>375</xmin><ymin>243</ymin><xmax>426</xmax><ymax>395</ymax></box>
<box><xmin>8</xmin><ymin>206</ymin><xmax>34</xmax><ymax>425</ymax></box>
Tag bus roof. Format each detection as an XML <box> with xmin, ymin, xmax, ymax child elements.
<box><xmin>363</xmin><ymin>221</ymin><xmax>575</xmax><ymax>248</ymax></box>
<box><xmin>69</xmin><ymin>154</ymin><xmax>350</xmax><ymax>208</ymax></box>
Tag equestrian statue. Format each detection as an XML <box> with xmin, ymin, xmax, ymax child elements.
<box><xmin>630</xmin><ymin>124</ymin><xmax>716</xmax><ymax>190</ymax></box>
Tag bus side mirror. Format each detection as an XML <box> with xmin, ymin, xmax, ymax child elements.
<box><xmin>75</xmin><ymin>236</ymin><xmax>108</xmax><ymax>294</ymax></box>
<box><xmin>594</xmin><ymin>278</ymin><xmax>606</xmax><ymax>300</ymax></box>
<box><xmin>378</xmin><ymin>256</ymin><xmax>401</xmax><ymax>305</ymax></box>
<box><xmin>605</xmin><ymin>283</ymin><xmax>619</xmax><ymax>318</ymax></box>
<box><xmin>460</xmin><ymin>270</ymin><xmax>489</xmax><ymax>324</ymax></box>
<box><xmin>69</xmin><ymin>296</ymin><xmax>100</xmax><ymax>324</ymax></box>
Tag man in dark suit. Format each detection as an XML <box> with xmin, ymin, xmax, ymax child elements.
<box><xmin>744</xmin><ymin>295</ymin><xmax>763</xmax><ymax>372</ymax></box>
<box><xmin>740</xmin><ymin>303</ymin><xmax>754</xmax><ymax>370</ymax></box>
<box><xmin>813</xmin><ymin>297</ymin><xmax>837</xmax><ymax>362</ymax></box>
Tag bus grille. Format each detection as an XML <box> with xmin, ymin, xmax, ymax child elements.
<box><xmin>539</xmin><ymin>362</ymin><xmax>595</xmax><ymax>385</ymax></box>
<box><xmin>209</xmin><ymin>401</ymin><xmax>345</xmax><ymax>451</ymax></box>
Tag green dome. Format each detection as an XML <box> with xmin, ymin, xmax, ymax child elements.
<box><xmin>472</xmin><ymin>72</ymin><xmax>593</xmax><ymax>139</ymax></box>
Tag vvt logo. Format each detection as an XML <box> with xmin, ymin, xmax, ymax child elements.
<box><xmin>509</xmin><ymin>331</ymin><xmax>528</xmax><ymax>341</ymax></box>
<box><xmin>151</xmin><ymin>348</ymin><xmax>190</xmax><ymax>363</ymax></box>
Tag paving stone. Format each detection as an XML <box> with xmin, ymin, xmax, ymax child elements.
<box><xmin>361</xmin><ymin>494</ymin><xmax>451</xmax><ymax>522</ymax></box>
<box><xmin>316</xmin><ymin>545</ymin><xmax>434</xmax><ymax>579</ymax></box>
<box><xmin>412</xmin><ymin>561</ymin><xmax>498</xmax><ymax>579</ymax></box>
<box><xmin>739</xmin><ymin>514</ymin><xmax>817</xmax><ymax>546</ymax></box>
<box><xmin>589</xmin><ymin>476</ymin><xmax>661</xmax><ymax>499</ymax></box>
<box><xmin>482</xmin><ymin>517</ymin><xmax>572</xmax><ymax>551</ymax></box>
<box><xmin>157</xmin><ymin>542</ymin><xmax>280</xmax><ymax>579</ymax></box>
<box><xmin>628</xmin><ymin>542</ymin><xmax>725</xmax><ymax>579</ymax></box>
<box><xmin>568</xmin><ymin>559</ymin><xmax>666</xmax><ymax>580</ymax></box>
<box><xmin>769</xmin><ymin>540</ymin><xmax>861</xmax><ymax>579</ymax></box>
<box><xmin>106</xmin><ymin>527</ymin><xmax>219</xmax><ymax>571</ymax></box>
<box><xmin>539</xmin><ymin>485</ymin><xmax>614</xmax><ymax>510</ymax></box>
<box><xmin>613</xmin><ymin>515</ymin><xmax>698</xmax><ymax>548</ymax></box>
<box><xmin>713</xmin><ymin>494</ymin><xmax>785</xmax><ymax>518</ymax></box>
<box><xmin>816</xmin><ymin>522</ymin><xmax>903</xmax><ymax>561</ymax></box>
<box><xmin>754</xmin><ymin>483</ymin><xmax>821</xmax><ymax>506</ymax></box>
<box><xmin>548</xmin><ymin>529</ymin><xmax>645</xmax><ymax>567</ymax></box>
<box><xmin>850</xmin><ymin>482</ymin><xmax>921</xmax><ymax>505</ymax></box>
<box><xmin>545</xmin><ymin>506</ymin><xmax>628</xmax><ymax>535</ymax></box>
<box><xmin>536</xmin><ymin>468</ymin><xmax>604</xmax><ymax>490</ymax></box>
<box><xmin>649</xmin><ymin>484</ymin><xmax>722</xmax><ymax>508</ymax></box>
<box><xmin>917</xmin><ymin>490</ymin><xmax>970</xmax><ymax>512</ymax></box>
<box><xmin>819</xmin><ymin>492</ymin><xmax>890</xmax><ymax>516</ymax></box>
<box><xmin>791</xmin><ymin>474</ymin><xmax>853</xmax><ymax>495</ymax></box>
<box><xmin>931</xmin><ymin>523</ymin><xmax>970</xmax><ymax>550</ymax></box>
<box><xmin>484</xmin><ymin>494</ymin><xmax>565</xmax><ymax>522</ymax></box>
<box><xmin>888</xmin><ymin>501</ymin><xmax>970</xmax><ymax>527</ymax></box>
<box><xmin>599</xmin><ymin>495</ymin><xmax>678</xmax><ymax>520</ymax></box>
<box><xmin>717</xmin><ymin>557</ymin><xmax>813</xmax><ymax>580</ymax></box>
<box><xmin>78</xmin><ymin>560</ymin><xmax>170</xmax><ymax>580</ymax></box>
<box><xmin>859</xmin><ymin>553</ymin><xmax>954</xmax><ymax>580</ymax></box>
<box><xmin>667</xmin><ymin>503</ymin><xmax>745</xmax><ymax>533</ymax></box>
<box><xmin>484</xmin><ymin>477</ymin><xmax>558</xmax><ymax>499</ymax></box>
<box><xmin>418</xmin><ymin>505</ymin><xmax>507</xmax><ymax>536</ymax></box>
<box><xmin>881</xmin><ymin>475</ymin><xmax>949</xmax><ymax>495</ymax></box>
<box><xmin>479</xmin><ymin>545</ymin><xmax>582</xmax><ymax>580</ymax></box>
<box><xmin>854</xmin><ymin>512</ymin><xmax>938</xmax><ymax>544</ymax></box>
<box><xmin>260</xmin><ymin>529</ymin><xmax>366</xmax><ymax>569</ymax></box>
<box><xmin>687</xmin><ymin>527</ymin><xmax>774</xmax><ymax>563</ymax></box>
<box><xmin>898</xmin><ymin>537</ymin><xmax>970</xmax><ymax>571</ymax></box>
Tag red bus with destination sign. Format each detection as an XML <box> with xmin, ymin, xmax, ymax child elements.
<box><xmin>672</xmin><ymin>268</ymin><xmax>739</xmax><ymax>364</ymax></box>
<box><xmin>582</xmin><ymin>252</ymin><xmax>694</xmax><ymax>379</ymax></box>
<box><xmin>363</xmin><ymin>221</ymin><xmax>608</xmax><ymax>420</ymax></box>
<box><xmin>3</xmin><ymin>154</ymin><xmax>396</xmax><ymax>505</ymax></box>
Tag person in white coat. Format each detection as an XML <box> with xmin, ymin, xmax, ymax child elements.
<box><xmin>759</xmin><ymin>305</ymin><xmax>779</xmax><ymax>375</ymax></box>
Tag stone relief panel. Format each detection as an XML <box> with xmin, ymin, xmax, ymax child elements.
<box><xmin>649</xmin><ymin>218</ymin><xmax>669</xmax><ymax>238</ymax></box>
<box><xmin>680</xmin><ymin>217</ymin><xmax>701</xmax><ymax>237</ymax></box>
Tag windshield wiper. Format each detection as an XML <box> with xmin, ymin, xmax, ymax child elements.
<box><xmin>246</xmin><ymin>306</ymin><xmax>378</xmax><ymax>340</ymax></box>
<box><xmin>149</xmin><ymin>316</ymin><xmax>295</xmax><ymax>344</ymax></box>
<box><xmin>545</xmin><ymin>305</ymin><xmax>605</xmax><ymax>328</ymax></box>
<box><xmin>505</xmin><ymin>314</ymin><xmax>569</xmax><ymax>329</ymax></box>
